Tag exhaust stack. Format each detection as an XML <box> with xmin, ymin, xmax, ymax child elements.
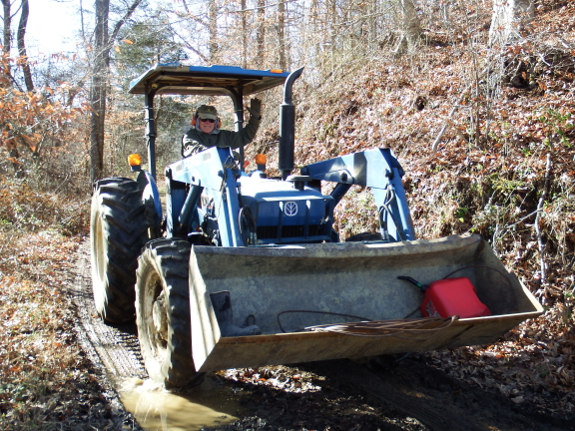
<box><xmin>279</xmin><ymin>67</ymin><xmax>304</xmax><ymax>179</ymax></box>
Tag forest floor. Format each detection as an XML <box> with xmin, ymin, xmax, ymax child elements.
<box><xmin>75</xmin><ymin>241</ymin><xmax>575</xmax><ymax>431</ymax></box>
<box><xmin>1</xmin><ymin>232</ymin><xmax>573</xmax><ymax>430</ymax></box>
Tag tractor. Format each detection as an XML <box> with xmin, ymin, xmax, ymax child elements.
<box><xmin>90</xmin><ymin>64</ymin><xmax>542</xmax><ymax>388</ymax></box>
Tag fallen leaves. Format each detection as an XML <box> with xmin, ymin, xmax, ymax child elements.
<box><xmin>220</xmin><ymin>366</ymin><xmax>323</xmax><ymax>394</ymax></box>
<box><xmin>241</xmin><ymin>3</ymin><xmax>575</xmax><ymax>420</ymax></box>
<box><xmin>0</xmin><ymin>181</ymin><xmax>127</xmax><ymax>430</ymax></box>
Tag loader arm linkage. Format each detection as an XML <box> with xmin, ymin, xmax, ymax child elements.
<box><xmin>302</xmin><ymin>148</ymin><xmax>416</xmax><ymax>242</ymax></box>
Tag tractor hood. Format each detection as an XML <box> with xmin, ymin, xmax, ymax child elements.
<box><xmin>128</xmin><ymin>63</ymin><xmax>290</xmax><ymax>96</ymax></box>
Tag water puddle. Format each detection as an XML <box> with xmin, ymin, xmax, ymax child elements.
<box><xmin>119</xmin><ymin>374</ymin><xmax>243</xmax><ymax>431</ymax></box>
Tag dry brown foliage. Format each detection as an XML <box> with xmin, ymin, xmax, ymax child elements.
<box><xmin>0</xmin><ymin>53</ymin><xmax>91</xmax><ymax>193</ymax></box>
<box><xmin>0</xmin><ymin>179</ymin><xmax>128</xmax><ymax>430</ymax></box>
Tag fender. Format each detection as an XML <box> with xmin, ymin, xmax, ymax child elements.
<box><xmin>137</xmin><ymin>170</ymin><xmax>162</xmax><ymax>233</ymax></box>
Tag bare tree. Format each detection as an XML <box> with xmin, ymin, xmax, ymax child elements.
<box><xmin>1</xmin><ymin>0</ymin><xmax>35</xmax><ymax>90</ymax></box>
<box><xmin>89</xmin><ymin>0</ymin><xmax>143</xmax><ymax>182</ymax></box>
<box><xmin>277</xmin><ymin>0</ymin><xmax>286</xmax><ymax>69</ymax></box>
<box><xmin>16</xmin><ymin>0</ymin><xmax>33</xmax><ymax>91</ymax></box>
<box><xmin>89</xmin><ymin>0</ymin><xmax>110</xmax><ymax>183</ymax></box>
<box><xmin>489</xmin><ymin>0</ymin><xmax>534</xmax><ymax>46</ymax></box>
<box><xmin>241</xmin><ymin>0</ymin><xmax>247</xmax><ymax>67</ymax></box>
<box><xmin>1</xmin><ymin>0</ymin><xmax>12</xmax><ymax>81</ymax></box>
<box><xmin>394</xmin><ymin>0</ymin><xmax>421</xmax><ymax>54</ymax></box>
<box><xmin>1</xmin><ymin>0</ymin><xmax>11</xmax><ymax>53</ymax></box>
<box><xmin>208</xmin><ymin>0</ymin><xmax>218</xmax><ymax>61</ymax></box>
<box><xmin>256</xmin><ymin>0</ymin><xmax>265</xmax><ymax>67</ymax></box>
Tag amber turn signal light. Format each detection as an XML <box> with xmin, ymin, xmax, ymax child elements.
<box><xmin>255</xmin><ymin>154</ymin><xmax>266</xmax><ymax>165</ymax></box>
<box><xmin>128</xmin><ymin>154</ymin><xmax>142</xmax><ymax>171</ymax></box>
<box><xmin>255</xmin><ymin>154</ymin><xmax>266</xmax><ymax>172</ymax></box>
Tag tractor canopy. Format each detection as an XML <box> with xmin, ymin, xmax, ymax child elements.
<box><xmin>128</xmin><ymin>63</ymin><xmax>291</xmax><ymax>97</ymax></box>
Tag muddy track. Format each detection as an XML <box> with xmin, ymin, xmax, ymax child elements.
<box><xmin>302</xmin><ymin>358</ymin><xmax>572</xmax><ymax>431</ymax></box>
<box><xmin>71</xmin><ymin>241</ymin><xmax>147</xmax><ymax>386</ymax></box>
<box><xmin>72</xmin><ymin>241</ymin><xmax>572</xmax><ymax>431</ymax></box>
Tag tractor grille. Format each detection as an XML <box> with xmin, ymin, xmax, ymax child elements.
<box><xmin>257</xmin><ymin>225</ymin><xmax>324</xmax><ymax>241</ymax></box>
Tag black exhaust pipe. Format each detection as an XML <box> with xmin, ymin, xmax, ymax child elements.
<box><xmin>279</xmin><ymin>67</ymin><xmax>304</xmax><ymax>180</ymax></box>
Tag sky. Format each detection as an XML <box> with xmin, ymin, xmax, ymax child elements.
<box><xmin>27</xmin><ymin>0</ymin><xmax>79</xmax><ymax>55</ymax></box>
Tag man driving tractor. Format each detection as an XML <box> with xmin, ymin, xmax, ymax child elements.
<box><xmin>182</xmin><ymin>98</ymin><xmax>262</xmax><ymax>157</ymax></box>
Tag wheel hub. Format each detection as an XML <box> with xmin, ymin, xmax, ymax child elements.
<box><xmin>152</xmin><ymin>291</ymin><xmax>168</xmax><ymax>343</ymax></box>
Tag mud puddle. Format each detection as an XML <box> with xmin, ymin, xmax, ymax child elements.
<box><xmin>119</xmin><ymin>374</ymin><xmax>244</xmax><ymax>431</ymax></box>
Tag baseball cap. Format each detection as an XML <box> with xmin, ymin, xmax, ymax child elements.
<box><xmin>196</xmin><ymin>105</ymin><xmax>218</xmax><ymax>120</ymax></box>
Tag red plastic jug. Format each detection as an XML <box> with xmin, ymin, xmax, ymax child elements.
<box><xmin>398</xmin><ymin>276</ymin><xmax>491</xmax><ymax>319</ymax></box>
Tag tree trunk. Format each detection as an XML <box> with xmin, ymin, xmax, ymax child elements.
<box><xmin>330</xmin><ymin>0</ymin><xmax>336</xmax><ymax>65</ymax></box>
<box><xmin>256</xmin><ymin>0</ymin><xmax>265</xmax><ymax>67</ymax></box>
<box><xmin>1</xmin><ymin>0</ymin><xmax>10</xmax><ymax>54</ymax></box>
<box><xmin>90</xmin><ymin>0</ymin><xmax>110</xmax><ymax>183</ymax></box>
<box><xmin>80</xmin><ymin>0</ymin><xmax>86</xmax><ymax>43</ymax></box>
<box><xmin>368</xmin><ymin>0</ymin><xmax>377</xmax><ymax>50</ymax></box>
<box><xmin>394</xmin><ymin>0</ymin><xmax>421</xmax><ymax>55</ymax></box>
<box><xmin>208</xmin><ymin>0</ymin><xmax>218</xmax><ymax>61</ymax></box>
<box><xmin>241</xmin><ymin>0</ymin><xmax>247</xmax><ymax>68</ymax></box>
<box><xmin>489</xmin><ymin>0</ymin><xmax>535</xmax><ymax>46</ymax></box>
<box><xmin>89</xmin><ymin>0</ymin><xmax>143</xmax><ymax>183</ymax></box>
<box><xmin>17</xmin><ymin>0</ymin><xmax>34</xmax><ymax>91</ymax></box>
<box><xmin>2</xmin><ymin>0</ymin><xmax>11</xmax><ymax>81</ymax></box>
<box><xmin>277</xmin><ymin>0</ymin><xmax>286</xmax><ymax>70</ymax></box>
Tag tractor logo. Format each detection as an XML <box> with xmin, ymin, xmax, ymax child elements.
<box><xmin>284</xmin><ymin>201</ymin><xmax>298</xmax><ymax>217</ymax></box>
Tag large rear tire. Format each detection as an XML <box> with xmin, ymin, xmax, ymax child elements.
<box><xmin>135</xmin><ymin>239</ymin><xmax>203</xmax><ymax>388</ymax></box>
<box><xmin>90</xmin><ymin>178</ymin><xmax>149</xmax><ymax>324</ymax></box>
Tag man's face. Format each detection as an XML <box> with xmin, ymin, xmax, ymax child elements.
<box><xmin>199</xmin><ymin>117</ymin><xmax>216</xmax><ymax>134</ymax></box>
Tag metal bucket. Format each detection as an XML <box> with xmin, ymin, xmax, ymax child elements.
<box><xmin>188</xmin><ymin>234</ymin><xmax>542</xmax><ymax>372</ymax></box>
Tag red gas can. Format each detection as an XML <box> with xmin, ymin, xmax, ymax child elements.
<box><xmin>420</xmin><ymin>277</ymin><xmax>491</xmax><ymax>318</ymax></box>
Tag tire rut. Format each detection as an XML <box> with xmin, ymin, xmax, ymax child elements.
<box><xmin>305</xmin><ymin>358</ymin><xmax>571</xmax><ymax>431</ymax></box>
<box><xmin>72</xmin><ymin>240</ymin><xmax>147</xmax><ymax>388</ymax></box>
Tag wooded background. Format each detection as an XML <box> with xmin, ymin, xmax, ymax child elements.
<box><xmin>1</xmin><ymin>0</ymin><xmax>541</xmax><ymax>184</ymax></box>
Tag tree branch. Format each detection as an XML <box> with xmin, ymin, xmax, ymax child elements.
<box><xmin>535</xmin><ymin>153</ymin><xmax>552</xmax><ymax>289</ymax></box>
<box><xmin>431</xmin><ymin>66</ymin><xmax>489</xmax><ymax>152</ymax></box>
<box><xmin>171</xmin><ymin>28</ymin><xmax>209</xmax><ymax>63</ymax></box>
<box><xmin>109</xmin><ymin>0</ymin><xmax>144</xmax><ymax>43</ymax></box>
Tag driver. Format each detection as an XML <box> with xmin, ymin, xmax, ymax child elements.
<box><xmin>182</xmin><ymin>98</ymin><xmax>262</xmax><ymax>157</ymax></box>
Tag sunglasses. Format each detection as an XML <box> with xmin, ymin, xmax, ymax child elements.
<box><xmin>200</xmin><ymin>118</ymin><xmax>216</xmax><ymax>123</ymax></box>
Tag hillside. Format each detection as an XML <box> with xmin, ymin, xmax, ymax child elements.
<box><xmin>249</xmin><ymin>0</ymin><xmax>575</xmax><ymax>417</ymax></box>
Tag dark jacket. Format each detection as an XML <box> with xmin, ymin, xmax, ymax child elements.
<box><xmin>182</xmin><ymin>115</ymin><xmax>260</xmax><ymax>157</ymax></box>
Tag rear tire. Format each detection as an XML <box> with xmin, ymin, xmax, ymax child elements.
<box><xmin>90</xmin><ymin>178</ymin><xmax>149</xmax><ymax>324</ymax></box>
<box><xmin>135</xmin><ymin>239</ymin><xmax>203</xmax><ymax>388</ymax></box>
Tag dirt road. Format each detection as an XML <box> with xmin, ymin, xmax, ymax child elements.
<box><xmin>72</xmin><ymin>242</ymin><xmax>572</xmax><ymax>431</ymax></box>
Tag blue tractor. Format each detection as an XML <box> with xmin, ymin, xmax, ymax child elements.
<box><xmin>90</xmin><ymin>64</ymin><xmax>542</xmax><ymax>389</ymax></box>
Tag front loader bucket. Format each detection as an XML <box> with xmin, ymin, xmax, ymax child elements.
<box><xmin>188</xmin><ymin>234</ymin><xmax>542</xmax><ymax>372</ymax></box>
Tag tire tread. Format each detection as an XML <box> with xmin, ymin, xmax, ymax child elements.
<box><xmin>91</xmin><ymin>177</ymin><xmax>149</xmax><ymax>324</ymax></box>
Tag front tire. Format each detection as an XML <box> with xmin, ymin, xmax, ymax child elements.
<box><xmin>135</xmin><ymin>239</ymin><xmax>203</xmax><ymax>388</ymax></box>
<box><xmin>91</xmin><ymin>178</ymin><xmax>149</xmax><ymax>324</ymax></box>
